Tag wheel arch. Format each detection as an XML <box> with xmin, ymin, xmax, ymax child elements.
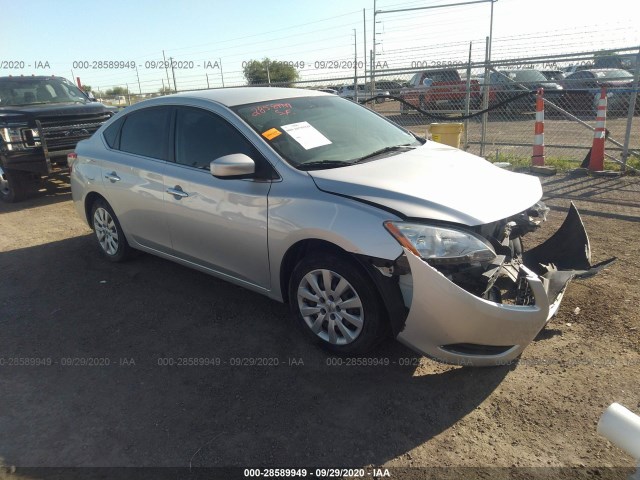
<box><xmin>279</xmin><ymin>238</ymin><xmax>408</xmax><ymax>337</ymax></box>
<box><xmin>84</xmin><ymin>191</ymin><xmax>108</xmax><ymax>228</ymax></box>
<box><xmin>279</xmin><ymin>239</ymin><xmax>352</xmax><ymax>304</ymax></box>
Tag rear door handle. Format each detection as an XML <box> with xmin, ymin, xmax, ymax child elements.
<box><xmin>166</xmin><ymin>186</ymin><xmax>189</xmax><ymax>199</ymax></box>
<box><xmin>104</xmin><ymin>172</ymin><xmax>121</xmax><ymax>182</ymax></box>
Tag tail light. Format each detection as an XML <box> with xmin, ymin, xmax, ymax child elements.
<box><xmin>67</xmin><ymin>152</ymin><xmax>78</xmax><ymax>173</ymax></box>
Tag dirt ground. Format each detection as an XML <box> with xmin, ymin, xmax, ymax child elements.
<box><xmin>0</xmin><ymin>172</ymin><xmax>639</xmax><ymax>477</ymax></box>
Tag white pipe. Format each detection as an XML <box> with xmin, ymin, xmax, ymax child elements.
<box><xmin>597</xmin><ymin>403</ymin><xmax>640</xmax><ymax>460</ymax></box>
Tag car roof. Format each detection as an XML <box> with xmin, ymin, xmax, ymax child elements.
<box><xmin>168</xmin><ymin>87</ymin><xmax>328</xmax><ymax>107</ymax></box>
<box><xmin>0</xmin><ymin>75</ymin><xmax>66</xmax><ymax>82</ymax></box>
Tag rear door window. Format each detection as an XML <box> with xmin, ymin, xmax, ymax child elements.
<box><xmin>119</xmin><ymin>107</ymin><xmax>171</xmax><ymax>160</ymax></box>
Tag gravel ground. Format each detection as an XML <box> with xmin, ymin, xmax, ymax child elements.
<box><xmin>0</xmin><ymin>172</ymin><xmax>638</xmax><ymax>478</ymax></box>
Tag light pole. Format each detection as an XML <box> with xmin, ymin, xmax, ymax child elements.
<box><xmin>373</xmin><ymin>0</ymin><xmax>496</xmax><ymax>91</ymax></box>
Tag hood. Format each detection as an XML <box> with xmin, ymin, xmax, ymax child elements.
<box><xmin>308</xmin><ymin>142</ymin><xmax>543</xmax><ymax>226</ymax></box>
<box><xmin>0</xmin><ymin>102</ymin><xmax>109</xmax><ymax>120</ymax></box>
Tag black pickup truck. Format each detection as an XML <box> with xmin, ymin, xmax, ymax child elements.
<box><xmin>0</xmin><ymin>76</ymin><xmax>113</xmax><ymax>202</ymax></box>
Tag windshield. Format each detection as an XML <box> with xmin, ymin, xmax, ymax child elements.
<box><xmin>0</xmin><ymin>77</ymin><xmax>88</xmax><ymax>107</ymax></box>
<box><xmin>504</xmin><ymin>70</ymin><xmax>548</xmax><ymax>83</ymax></box>
<box><xmin>233</xmin><ymin>95</ymin><xmax>421</xmax><ymax>169</ymax></box>
<box><xmin>594</xmin><ymin>70</ymin><xmax>633</xmax><ymax>80</ymax></box>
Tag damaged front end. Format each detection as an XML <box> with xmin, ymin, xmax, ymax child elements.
<box><xmin>385</xmin><ymin>202</ymin><xmax>615</xmax><ymax>366</ymax></box>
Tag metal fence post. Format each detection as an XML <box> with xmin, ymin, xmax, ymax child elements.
<box><xmin>480</xmin><ymin>36</ymin><xmax>490</xmax><ymax>157</ymax></box>
<box><xmin>621</xmin><ymin>48</ymin><xmax>640</xmax><ymax>172</ymax></box>
<box><xmin>463</xmin><ymin>41</ymin><xmax>472</xmax><ymax>150</ymax></box>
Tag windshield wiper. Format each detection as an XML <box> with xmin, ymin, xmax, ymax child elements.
<box><xmin>353</xmin><ymin>144</ymin><xmax>415</xmax><ymax>164</ymax></box>
<box><xmin>297</xmin><ymin>160</ymin><xmax>351</xmax><ymax>171</ymax></box>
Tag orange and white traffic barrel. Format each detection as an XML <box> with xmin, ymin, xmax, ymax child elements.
<box><xmin>532</xmin><ymin>88</ymin><xmax>545</xmax><ymax>166</ymax></box>
<box><xmin>589</xmin><ymin>87</ymin><xmax>608</xmax><ymax>171</ymax></box>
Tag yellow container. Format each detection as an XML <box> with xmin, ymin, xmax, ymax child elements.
<box><xmin>427</xmin><ymin>123</ymin><xmax>464</xmax><ymax>148</ymax></box>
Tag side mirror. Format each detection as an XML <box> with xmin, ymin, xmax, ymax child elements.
<box><xmin>210</xmin><ymin>154</ymin><xmax>255</xmax><ymax>178</ymax></box>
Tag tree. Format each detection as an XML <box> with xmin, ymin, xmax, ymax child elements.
<box><xmin>243</xmin><ymin>58</ymin><xmax>299</xmax><ymax>86</ymax></box>
<box><xmin>82</xmin><ymin>85</ymin><xmax>92</xmax><ymax>93</ymax></box>
<box><xmin>158</xmin><ymin>86</ymin><xmax>173</xmax><ymax>95</ymax></box>
<box><xmin>105</xmin><ymin>86</ymin><xmax>129</xmax><ymax>96</ymax></box>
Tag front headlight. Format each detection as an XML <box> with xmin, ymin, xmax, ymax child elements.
<box><xmin>1</xmin><ymin>127</ymin><xmax>24</xmax><ymax>150</ymax></box>
<box><xmin>0</xmin><ymin>125</ymin><xmax>36</xmax><ymax>151</ymax></box>
<box><xmin>384</xmin><ymin>221</ymin><xmax>496</xmax><ymax>265</ymax></box>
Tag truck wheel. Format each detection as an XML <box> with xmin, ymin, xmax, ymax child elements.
<box><xmin>0</xmin><ymin>167</ymin><xmax>31</xmax><ymax>203</ymax></box>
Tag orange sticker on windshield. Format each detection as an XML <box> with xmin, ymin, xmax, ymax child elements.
<box><xmin>262</xmin><ymin>128</ymin><xmax>282</xmax><ymax>140</ymax></box>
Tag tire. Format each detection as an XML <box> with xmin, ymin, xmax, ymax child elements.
<box><xmin>289</xmin><ymin>253</ymin><xmax>387</xmax><ymax>355</ymax></box>
<box><xmin>90</xmin><ymin>198</ymin><xmax>132</xmax><ymax>262</ymax></box>
<box><xmin>0</xmin><ymin>167</ymin><xmax>33</xmax><ymax>203</ymax></box>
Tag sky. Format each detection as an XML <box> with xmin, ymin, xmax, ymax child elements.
<box><xmin>1</xmin><ymin>0</ymin><xmax>639</xmax><ymax>93</ymax></box>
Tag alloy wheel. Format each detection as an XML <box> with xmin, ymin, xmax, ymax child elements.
<box><xmin>296</xmin><ymin>269</ymin><xmax>364</xmax><ymax>345</ymax></box>
<box><xmin>93</xmin><ymin>207</ymin><xmax>119</xmax><ymax>256</ymax></box>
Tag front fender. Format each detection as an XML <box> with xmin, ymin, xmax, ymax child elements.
<box><xmin>267</xmin><ymin>181</ymin><xmax>403</xmax><ymax>301</ymax></box>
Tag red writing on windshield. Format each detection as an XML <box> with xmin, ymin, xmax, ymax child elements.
<box><xmin>251</xmin><ymin>103</ymin><xmax>292</xmax><ymax>117</ymax></box>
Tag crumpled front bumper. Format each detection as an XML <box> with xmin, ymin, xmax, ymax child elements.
<box><xmin>396</xmin><ymin>203</ymin><xmax>615</xmax><ymax>367</ymax></box>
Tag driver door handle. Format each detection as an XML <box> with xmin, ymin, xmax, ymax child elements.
<box><xmin>105</xmin><ymin>172</ymin><xmax>121</xmax><ymax>182</ymax></box>
<box><xmin>166</xmin><ymin>186</ymin><xmax>189</xmax><ymax>199</ymax></box>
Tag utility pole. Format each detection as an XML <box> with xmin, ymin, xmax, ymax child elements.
<box><xmin>374</xmin><ymin>0</ymin><xmax>495</xmax><ymax>94</ymax></box>
<box><xmin>126</xmin><ymin>83</ymin><xmax>131</xmax><ymax>106</ymax></box>
<box><xmin>135</xmin><ymin>65</ymin><xmax>142</xmax><ymax>94</ymax></box>
<box><xmin>266</xmin><ymin>60</ymin><xmax>271</xmax><ymax>86</ymax></box>
<box><xmin>363</xmin><ymin>9</ymin><xmax>367</xmax><ymax>92</ymax></box>
<box><xmin>372</xmin><ymin>0</ymin><xmax>377</xmax><ymax>93</ymax></box>
<box><xmin>206</xmin><ymin>73</ymin><xmax>210</xmax><ymax>89</ymax></box>
<box><xmin>162</xmin><ymin>50</ymin><xmax>171</xmax><ymax>92</ymax></box>
<box><xmin>219</xmin><ymin>58</ymin><xmax>225</xmax><ymax>87</ymax></box>
<box><xmin>169</xmin><ymin>57</ymin><xmax>177</xmax><ymax>93</ymax></box>
<box><xmin>353</xmin><ymin>29</ymin><xmax>358</xmax><ymax>103</ymax></box>
<box><xmin>488</xmin><ymin>0</ymin><xmax>496</xmax><ymax>62</ymax></box>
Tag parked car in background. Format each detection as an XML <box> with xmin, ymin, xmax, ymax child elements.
<box><xmin>562</xmin><ymin>64</ymin><xmax>592</xmax><ymax>76</ymax></box>
<box><xmin>399</xmin><ymin>69</ymin><xmax>481</xmax><ymax>113</ymax></box>
<box><xmin>0</xmin><ymin>75</ymin><xmax>112</xmax><ymax>202</ymax></box>
<box><xmin>316</xmin><ymin>88</ymin><xmax>338</xmax><ymax>95</ymax></box>
<box><xmin>561</xmin><ymin>69</ymin><xmax>637</xmax><ymax>115</ymax></box>
<box><xmin>337</xmin><ymin>84</ymin><xmax>389</xmax><ymax>103</ymax></box>
<box><xmin>369</xmin><ymin>80</ymin><xmax>405</xmax><ymax>96</ymax></box>
<box><xmin>70</xmin><ymin>87</ymin><xmax>612</xmax><ymax>366</ymax></box>
<box><xmin>485</xmin><ymin>69</ymin><xmax>564</xmax><ymax>113</ymax></box>
<box><xmin>540</xmin><ymin>70</ymin><xmax>566</xmax><ymax>82</ymax></box>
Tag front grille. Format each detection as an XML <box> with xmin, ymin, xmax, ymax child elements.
<box><xmin>36</xmin><ymin>111</ymin><xmax>112</xmax><ymax>153</ymax></box>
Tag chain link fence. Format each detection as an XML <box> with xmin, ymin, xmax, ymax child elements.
<box><xmin>99</xmin><ymin>48</ymin><xmax>640</xmax><ymax>172</ymax></box>
<box><xmin>363</xmin><ymin>48</ymin><xmax>640</xmax><ymax>172</ymax></box>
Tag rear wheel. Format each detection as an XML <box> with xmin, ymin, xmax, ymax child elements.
<box><xmin>289</xmin><ymin>253</ymin><xmax>387</xmax><ymax>355</ymax></box>
<box><xmin>90</xmin><ymin>198</ymin><xmax>132</xmax><ymax>262</ymax></box>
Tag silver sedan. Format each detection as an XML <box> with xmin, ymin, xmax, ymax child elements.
<box><xmin>70</xmin><ymin>87</ymin><xmax>613</xmax><ymax>366</ymax></box>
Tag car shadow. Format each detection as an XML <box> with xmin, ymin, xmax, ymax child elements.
<box><xmin>0</xmin><ymin>235</ymin><xmax>512</xmax><ymax>467</ymax></box>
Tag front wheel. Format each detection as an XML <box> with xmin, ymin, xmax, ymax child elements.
<box><xmin>289</xmin><ymin>253</ymin><xmax>387</xmax><ymax>355</ymax></box>
<box><xmin>0</xmin><ymin>167</ymin><xmax>34</xmax><ymax>203</ymax></box>
<box><xmin>90</xmin><ymin>198</ymin><xmax>133</xmax><ymax>262</ymax></box>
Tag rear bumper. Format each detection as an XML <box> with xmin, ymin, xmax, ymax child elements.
<box><xmin>396</xmin><ymin>203</ymin><xmax>615</xmax><ymax>367</ymax></box>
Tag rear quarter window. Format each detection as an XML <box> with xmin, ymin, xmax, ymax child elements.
<box><xmin>102</xmin><ymin>116</ymin><xmax>125</xmax><ymax>149</ymax></box>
